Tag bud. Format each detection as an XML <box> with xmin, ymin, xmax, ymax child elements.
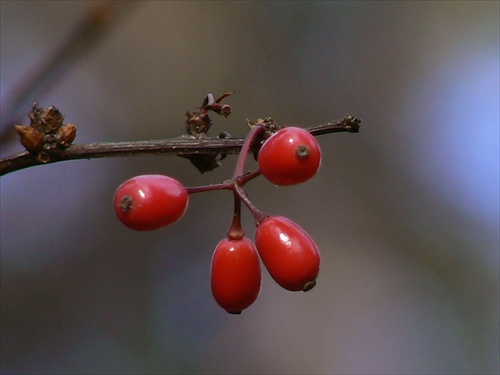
<box><xmin>56</xmin><ymin>124</ymin><xmax>77</xmax><ymax>148</ymax></box>
<box><xmin>14</xmin><ymin>125</ymin><xmax>44</xmax><ymax>153</ymax></box>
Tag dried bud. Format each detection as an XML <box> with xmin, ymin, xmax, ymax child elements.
<box><xmin>29</xmin><ymin>103</ymin><xmax>64</xmax><ymax>133</ymax></box>
<box><xmin>14</xmin><ymin>125</ymin><xmax>44</xmax><ymax>153</ymax></box>
<box><xmin>16</xmin><ymin>103</ymin><xmax>77</xmax><ymax>153</ymax></box>
<box><xmin>205</xmin><ymin>102</ymin><xmax>232</xmax><ymax>118</ymax></box>
<box><xmin>56</xmin><ymin>124</ymin><xmax>77</xmax><ymax>148</ymax></box>
<box><xmin>216</xmin><ymin>104</ymin><xmax>232</xmax><ymax>118</ymax></box>
<box><xmin>43</xmin><ymin>106</ymin><xmax>64</xmax><ymax>133</ymax></box>
<box><xmin>29</xmin><ymin>102</ymin><xmax>42</xmax><ymax>127</ymax></box>
<box><xmin>185</xmin><ymin>111</ymin><xmax>212</xmax><ymax>137</ymax></box>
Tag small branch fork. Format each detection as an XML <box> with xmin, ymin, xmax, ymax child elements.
<box><xmin>186</xmin><ymin>124</ymin><xmax>275</xmax><ymax>235</ymax></box>
<box><xmin>0</xmin><ymin>114</ymin><xmax>360</xmax><ymax>177</ymax></box>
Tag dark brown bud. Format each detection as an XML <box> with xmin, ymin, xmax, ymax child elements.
<box><xmin>43</xmin><ymin>106</ymin><xmax>64</xmax><ymax>132</ymax></box>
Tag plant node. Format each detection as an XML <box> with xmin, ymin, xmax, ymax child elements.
<box><xmin>14</xmin><ymin>102</ymin><xmax>77</xmax><ymax>154</ymax></box>
<box><xmin>185</xmin><ymin>92</ymin><xmax>234</xmax><ymax>138</ymax></box>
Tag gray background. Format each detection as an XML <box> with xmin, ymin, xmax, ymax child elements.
<box><xmin>1</xmin><ymin>1</ymin><xmax>499</xmax><ymax>374</ymax></box>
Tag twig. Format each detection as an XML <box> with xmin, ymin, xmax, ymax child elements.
<box><xmin>0</xmin><ymin>2</ymin><xmax>137</xmax><ymax>137</ymax></box>
<box><xmin>0</xmin><ymin>115</ymin><xmax>360</xmax><ymax>176</ymax></box>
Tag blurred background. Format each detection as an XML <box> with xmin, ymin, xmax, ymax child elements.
<box><xmin>1</xmin><ymin>1</ymin><xmax>498</xmax><ymax>374</ymax></box>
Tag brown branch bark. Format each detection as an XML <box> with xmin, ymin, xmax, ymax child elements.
<box><xmin>0</xmin><ymin>115</ymin><xmax>360</xmax><ymax>176</ymax></box>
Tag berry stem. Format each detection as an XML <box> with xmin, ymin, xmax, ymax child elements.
<box><xmin>233</xmin><ymin>183</ymin><xmax>267</xmax><ymax>225</ymax></box>
<box><xmin>232</xmin><ymin>125</ymin><xmax>265</xmax><ymax>179</ymax></box>
<box><xmin>185</xmin><ymin>181</ymin><xmax>233</xmax><ymax>194</ymax></box>
<box><xmin>236</xmin><ymin>169</ymin><xmax>262</xmax><ymax>186</ymax></box>
<box><xmin>230</xmin><ymin>125</ymin><xmax>268</xmax><ymax>226</ymax></box>
<box><xmin>227</xmin><ymin>190</ymin><xmax>245</xmax><ymax>240</ymax></box>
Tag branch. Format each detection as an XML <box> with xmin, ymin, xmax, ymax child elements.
<box><xmin>0</xmin><ymin>115</ymin><xmax>360</xmax><ymax>176</ymax></box>
<box><xmin>0</xmin><ymin>2</ymin><xmax>137</xmax><ymax>135</ymax></box>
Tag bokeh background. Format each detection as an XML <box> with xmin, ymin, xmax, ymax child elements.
<box><xmin>1</xmin><ymin>1</ymin><xmax>498</xmax><ymax>374</ymax></box>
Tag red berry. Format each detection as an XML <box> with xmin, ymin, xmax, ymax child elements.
<box><xmin>113</xmin><ymin>174</ymin><xmax>188</xmax><ymax>231</ymax></box>
<box><xmin>211</xmin><ymin>237</ymin><xmax>262</xmax><ymax>314</ymax></box>
<box><xmin>257</xmin><ymin>127</ymin><xmax>321</xmax><ymax>186</ymax></box>
<box><xmin>255</xmin><ymin>216</ymin><xmax>320</xmax><ymax>292</ymax></box>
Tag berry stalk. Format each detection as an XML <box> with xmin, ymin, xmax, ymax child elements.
<box><xmin>233</xmin><ymin>183</ymin><xmax>267</xmax><ymax>225</ymax></box>
<box><xmin>227</xmin><ymin>190</ymin><xmax>245</xmax><ymax>240</ymax></box>
<box><xmin>185</xmin><ymin>181</ymin><xmax>233</xmax><ymax>194</ymax></box>
<box><xmin>232</xmin><ymin>125</ymin><xmax>265</xmax><ymax>179</ymax></box>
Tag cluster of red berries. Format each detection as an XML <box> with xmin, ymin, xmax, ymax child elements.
<box><xmin>113</xmin><ymin>124</ymin><xmax>322</xmax><ymax>314</ymax></box>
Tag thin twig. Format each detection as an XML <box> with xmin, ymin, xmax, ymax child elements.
<box><xmin>0</xmin><ymin>115</ymin><xmax>360</xmax><ymax>176</ymax></box>
<box><xmin>0</xmin><ymin>2</ymin><xmax>137</xmax><ymax>137</ymax></box>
